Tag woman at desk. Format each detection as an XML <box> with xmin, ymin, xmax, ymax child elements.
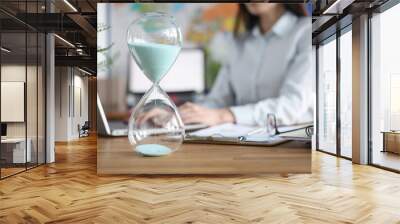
<box><xmin>179</xmin><ymin>3</ymin><xmax>314</xmax><ymax>127</ymax></box>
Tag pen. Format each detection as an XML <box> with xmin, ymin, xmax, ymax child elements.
<box><xmin>238</xmin><ymin>127</ymin><xmax>266</xmax><ymax>141</ymax></box>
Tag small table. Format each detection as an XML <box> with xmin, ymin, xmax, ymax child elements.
<box><xmin>382</xmin><ymin>131</ymin><xmax>400</xmax><ymax>154</ymax></box>
<box><xmin>97</xmin><ymin>137</ymin><xmax>311</xmax><ymax>175</ymax></box>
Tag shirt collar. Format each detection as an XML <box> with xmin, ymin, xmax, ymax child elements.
<box><xmin>251</xmin><ymin>11</ymin><xmax>297</xmax><ymax>38</ymax></box>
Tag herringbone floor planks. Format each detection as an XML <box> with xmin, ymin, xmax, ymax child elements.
<box><xmin>1</xmin><ymin>135</ymin><xmax>400</xmax><ymax>224</ymax></box>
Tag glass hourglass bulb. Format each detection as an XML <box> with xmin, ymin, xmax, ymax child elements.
<box><xmin>127</xmin><ymin>12</ymin><xmax>184</xmax><ymax>156</ymax></box>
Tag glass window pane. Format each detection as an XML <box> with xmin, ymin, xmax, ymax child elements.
<box><xmin>340</xmin><ymin>30</ymin><xmax>352</xmax><ymax>158</ymax></box>
<box><xmin>38</xmin><ymin>33</ymin><xmax>46</xmax><ymax>165</ymax></box>
<box><xmin>1</xmin><ymin>31</ymin><xmax>28</xmax><ymax>177</ymax></box>
<box><xmin>26</xmin><ymin>0</ymin><xmax>41</xmax><ymax>169</ymax></box>
<box><xmin>27</xmin><ymin>31</ymin><xmax>38</xmax><ymax>169</ymax></box>
<box><xmin>0</xmin><ymin>0</ymin><xmax>46</xmax><ymax>179</ymax></box>
<box><xmin>318</xmin><ymin>38</ymin><xmax>337</xmax><ymax>154</ymax></box>
<box><xmin>371</xmin><ymin>3</ymin><xmax>400</xmax><ymax>171</ymax></box>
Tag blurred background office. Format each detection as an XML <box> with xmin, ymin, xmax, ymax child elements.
<box><xmin>97</xmin><ymin>3</ymin><xmax>313</xmax><ymax>120</ymax></box>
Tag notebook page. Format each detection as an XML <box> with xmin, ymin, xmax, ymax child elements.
<box><xmin>188</xmin><ymin>123</ymin><xmax>257</xmax><ymax>138</ymax></box>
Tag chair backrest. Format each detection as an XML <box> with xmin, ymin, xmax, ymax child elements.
<box><xmin>82</xmin><ymin>121</ymin><xmax>90</xmax><ymax>129</ymax></box>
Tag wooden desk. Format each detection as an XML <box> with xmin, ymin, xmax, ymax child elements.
<box><xmin>98</xmin><ymin>137</ymin><xmax>311</xmax><ymax>175</ymax></box>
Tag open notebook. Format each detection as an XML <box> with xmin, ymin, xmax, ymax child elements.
<box><xmin>184</xmin><ymin>123</ymin><xmax>287</xmax><ymax>146</ymax></box>
<box><xmin>184</xmin><ymin>123</ymin><xmax>313</xmax><ymax>146</ymax></box>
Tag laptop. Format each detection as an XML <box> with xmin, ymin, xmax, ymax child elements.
<box><xmin>97</xmin><ymin>94</ymin><xmax>128</xmax><ymax>136</ymax></box>
<box><xmin>97</xmin><ymin>94</ymin><xmax>207</xmax><ymax>137</ymax></box>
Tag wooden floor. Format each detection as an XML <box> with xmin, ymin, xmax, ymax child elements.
<box><xmin>1</xmin><ymin>135</ymin><xmax>400</xmax><ymax>224</ymax></box>
<box><xmin>1</xmin><ymin>167</ymin><xmax>26</xmax><ymax>178</ymax></box>
<box><xmin>373</xmin><ymin>150</ymin><xmax>400</xmax><ymax>171</ymax></box>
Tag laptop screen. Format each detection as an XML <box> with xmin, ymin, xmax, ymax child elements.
<box><xmin>97</xmin><ymin>94</ymin><xmax>111</xmax><ymax>135</ymax></box>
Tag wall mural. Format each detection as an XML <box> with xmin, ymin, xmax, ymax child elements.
<box><xmin>108</xmin><ymin>3</ymin><xmax>238</xmax><ymax>88</ymax></box>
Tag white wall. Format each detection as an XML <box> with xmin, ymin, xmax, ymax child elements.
<box><xmin>1</xmin><ymin>65</ymin><xmax>34</xmax><ymax>138</ymax></box>
<box><xmin>55</xmin><ymin>67</ymin><xmax>68</xmax><ymax>141</ymax></box>
<box><xmin>72</xmin><ymin>74</ymin><xmax>89</xmax><ymax>138</ymax></box>
<box><xmin>1</xmin><ymin>65</ymin><xmax>26</xmax><ymax>138</ymax></box>
<box><xmin>54</xmin><ymin>67</ymin><xmax>89</xmax><ymax>141</ymax></box>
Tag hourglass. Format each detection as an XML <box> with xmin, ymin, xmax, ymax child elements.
<box><xmin>127</xmin><ymin>12</ymin><xmax>184</xmax><ymax>156</ymax></box>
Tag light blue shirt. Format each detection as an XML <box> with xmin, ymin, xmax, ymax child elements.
<box><xmin>200</xmin><ymin>11</ymin><xmax>314</xmax><ymax>126</ymax></box>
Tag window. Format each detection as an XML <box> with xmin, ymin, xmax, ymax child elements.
<box><xmin>316</xmin><ymin>27</ymin><xmax>353</xmax><ymax>159</ymax></box>
<box><xmin>0</xmin><ymin>1</ymin><xmax>47</xmax><ymax>179</ymax></box>
<box><xmin>370</xmin><ymin>2</ymin><xmax>400</xmax><ymax>171</ymax></box>
<box><xmin>317</xmin><ymin>37</ymin><xmax>337</xmax><ymax>154</ymax></box>
<box><xmin>339</xmin><ymin>29</ymin><xmax>352</xmax><ymax>158</ymax></box>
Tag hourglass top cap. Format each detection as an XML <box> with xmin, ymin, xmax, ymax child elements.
<box><xmin>126</xmin><ymin>12</ymin><xmax>182</xmax><ymax>47</ymax></box>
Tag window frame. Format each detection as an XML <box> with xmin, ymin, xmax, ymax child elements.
<box><xmin>367</xmin><ymin>0</ymin><xmax>400</xmax><ymax>173</ymax></box>
<box><xmin>315</xmin><ymin>22</ymin><xmax>353</xmax><ymax>161</ymax></box>
<box><xmin>0</xmin><ymin>1</ymin><xmax>48</xmax><ymax>180</ymax></box>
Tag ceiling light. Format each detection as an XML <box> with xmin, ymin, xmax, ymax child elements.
<box><xmin>323</xmin><ymin>0</ymin><xmax>341</xmax><ymax>14</ymax></box>
<box><xmin>76</xmin><ymin>48</ymin><xmax>85</xmax><ymax>55</ymax></box>
<box><xmin>323</xmin><ymin>0</ymin><xmax>354</xmax><ymax>15</ymax></box>
<box><xmin>63</xmin><ymin>0</ymin><xmax>78</xmax><ymax>12</ymax></box>
<box><xmin>78</xmin><ymin>67</ymin><xmax>92</xmax><ymax>76</ymax></box>
<box><xmin>1</xmin><ymin>47</ymin><xmax>11</xmax><ymax>53</ymax></box>
<box><xmin>54</xmin><ymin>34</ymin><xmax>75</xmax><ymax>48</ymax></box>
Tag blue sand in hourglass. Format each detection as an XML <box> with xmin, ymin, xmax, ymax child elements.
<box><xmin>136</xmin><ymin>144</ymin><xmax>172</xmax><ymax>156</ymax></box>
<box><xmin>129</xmin><ymin>42</ymin><xmax>180</xmax><ymax>156</ymax></box>
<box><xmin>128</xmin><ymin>42</ymin><xmax>181</xmax><ymax>83</ymax></box>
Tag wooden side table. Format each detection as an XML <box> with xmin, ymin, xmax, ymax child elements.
<box><xmin>382</xmin><ymin>131</ymin><xmax>400</xmax><ymax>154</ymax></box>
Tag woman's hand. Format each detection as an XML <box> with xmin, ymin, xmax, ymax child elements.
<box><xmin>179</xmin><ymin>102</ymin><xmax>235</xmax><ymax>126</ymax></box>
<box><xmin>136</xmin><ymin>108</ymin><xmax>171</xmax><ymax>127</ymax></box>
